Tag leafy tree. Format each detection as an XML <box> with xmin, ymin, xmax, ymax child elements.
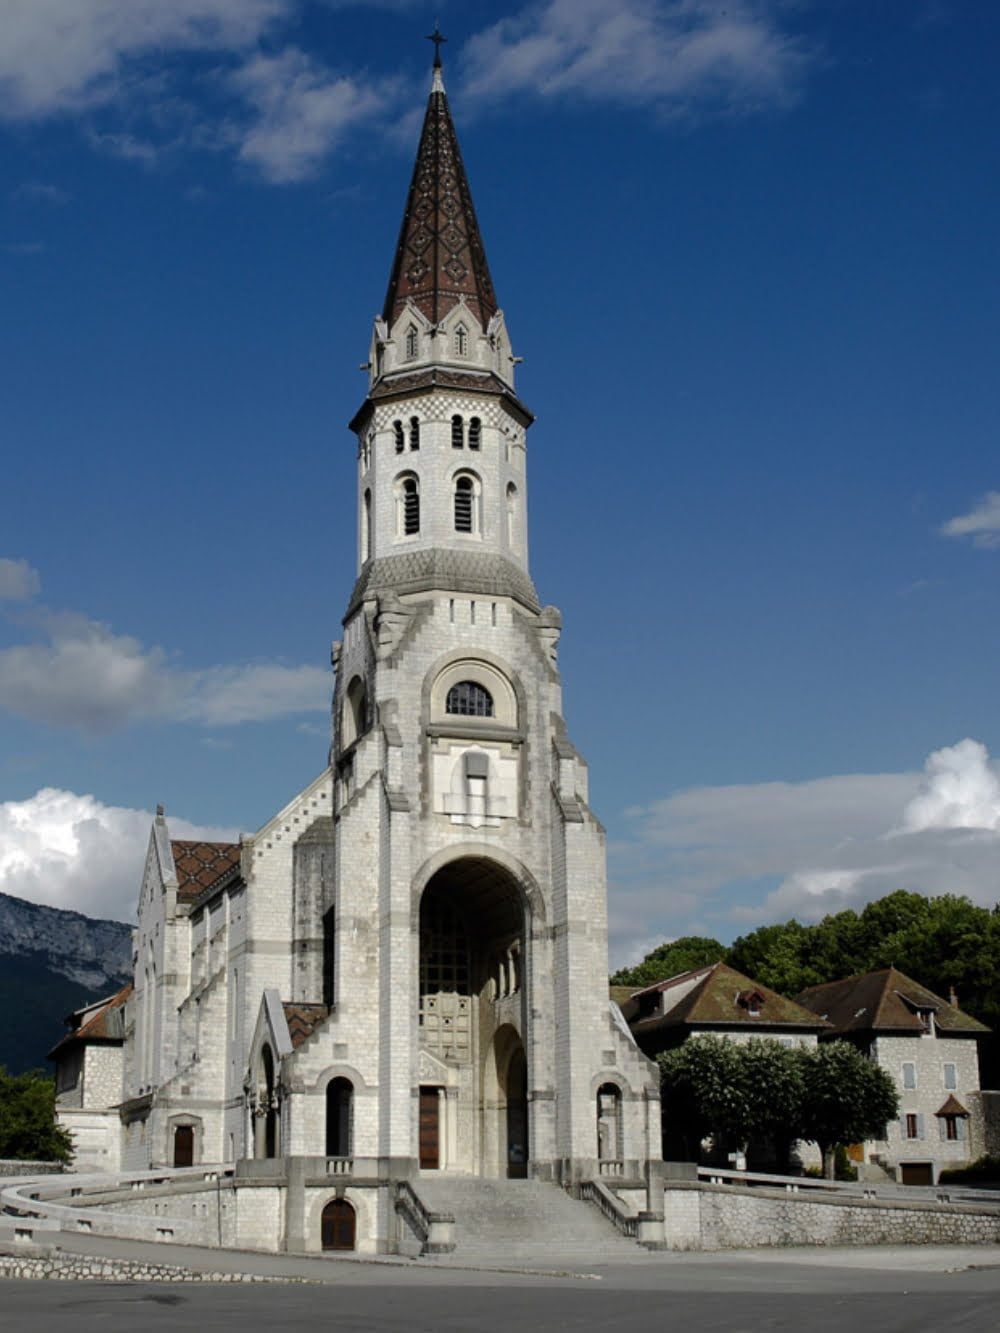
<box><xmin>611</xmin><ymin>936</ymin><xmax>726</xmax><ymax>988</ymax></box>
<box><xmin>798</xmin><ymin>1042</ymin><xmax>898</xmax><ymax>1179</ymax></box>
<box><xmin>725</xmin><ymin>920</ymin><xmax>818</xmax><ymax>995</ymax></box>
<box><xmin>0</xmin><ymin>1067</ymin><xmax>73</xmax><ymax>1163</ymax></box>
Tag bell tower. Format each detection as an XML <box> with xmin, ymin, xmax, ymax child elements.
<box><xmin>326</xmin><ymin>45</ymin><xmax>661</xmax><ymax>1191</ymax></box>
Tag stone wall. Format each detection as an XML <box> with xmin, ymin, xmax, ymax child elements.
<box><xmin>0</xmin><ymin>1161</ymin><xmax>63</xmax><ymax>1178</ymax></box>
<box><xmin>0</xmin><ymin>1250</ymin><xmax>299</xmax><ymax>1284</ymax></box>
<box><xmin>662</xmin><ymin>1181</ymin><xmax>1000</xmax><ymax>1250</ymax></box>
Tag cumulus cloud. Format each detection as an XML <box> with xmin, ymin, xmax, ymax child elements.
<box><xmin>0</xmin><ymin>607</ymin><xmax>329</xmax><ymax>731</ymax></box>
<box><xmin>0</xmin><ymin>0</ymin><xmax>286</xmax><ymax>120</ymax></box>
<box><xmin>940</xmin><ymin>491</ymin><xmax>1000</xmax><ymax>549</ymax></box>
<box><xmin>0</xmin><ymin>558</ymin><xmax>41</xmax><ymax>602</ymax></box>
<box><xmin>461</xmin><ymin>0</ymin><xmax>810</xmax><ymax>115</ymax></box>
<box><xmin>228</xmin><ymin>48</ymin><xmax>386</xmax><ymax>183</ymax></box>
<box><xmin>0</xmin><ymin>787</ymin><xmax>237</xmax><ymax>921</ymax></box>
<box><xmin>610</xmin><ymin>738</ymin><xmax>1000</xmax><ymax>968</ymax></box>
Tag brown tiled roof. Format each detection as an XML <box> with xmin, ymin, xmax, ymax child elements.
<box><xmin>171</xmin><ymin>840</ymin><xmax>241</xmax><ymax>902</ymax></box>
<box><xmin>626</xmin><ymin>962</ymin><xmax>830</xmax><ymax>1035</ymax></box>
<box><xmin>382</xmin><ymin>68</ymin><xmax>498</xmax><ymax>331</ymax></box>
<box><xmin>795</xmin><ymin>967</ymin><xmax>990</xmax><ymax>1037</ymax></box>
<box><xmin>282</xmin><ymin>1003</ymin><xmax>329</xmax><ymax>1050</ymax></box>
<box><xmin>48</xmin><ymin>984</ymin><xmax>132</xmax><ymax>1058</ymax></box>
<box><xmin>936</xmin><ymin>1094</ymin><xmax>970</xmax><ymax>1117</ymax></box>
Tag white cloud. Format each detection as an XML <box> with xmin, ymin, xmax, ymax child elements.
<box><xmin>0</xmin><ymin>787</ymin><xmax>237</xmax><ymax>921</ymax></box>
<box><xmin>940</xmin><ymin>491</ymin><xmax>1000</xmax><ymax>549</ymax></box>
<box><xmin>0</xmin><ymin>558</ymin><xmax>41</xmax><ymax>602</ymax></box>
<box><xmin>461</xmin><ymin>0</ymin><xmax>810</xmax><ymax>115</ymax></box>
<box><xmin>10</xmin><ymin>181</ymin><xmax>69</xmax><ymax>204</ymax></box>
<box><xmin>0</xmin><ymin>0</ymin><xmax>287</xmax><ymax>120</ymax></box>
<box><xmin>610</xmin><ymin>738</ymin><xmax>1000</xmax><ymax>968</ymax></box>
<box><xmin>0</xmin><ymin>607</ymin><xmax>329</xmax><ymax>731</ymax></box>
<box><xmin>228</xmin><ymin>48</ymin><xmax>386</xmax><ymax>183</ymax></box>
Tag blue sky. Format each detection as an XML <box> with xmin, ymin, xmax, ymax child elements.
<box><xmin>1</xmin><ymin>1</ymin><xmax>999</xmax><ymax>967</ymax></box>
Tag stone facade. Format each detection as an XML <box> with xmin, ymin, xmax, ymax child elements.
<box><xmin>60</xmin><ymin>58</ymin><xmax>661</xmax><ymax>1255</ymax></box>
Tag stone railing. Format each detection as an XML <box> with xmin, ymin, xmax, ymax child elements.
<box><xmin>695</xmin><ymin>1166</ymin><xmax>1000</xmax><ymax>1207</ymax></box>
<box><xmin>579</xmin><ymin>1178</ymin><xmax>637</xmax><ymax>1237</ymax></box>
<box><xmin>0</xmin><ymin>1161</ymin><xmax>65</xmax><ymax>1179</ymax></box>
<box><xmin>394</xmin><ymin>1180</ymin><xmax>454</xmax><ymax>1254</ymax></box>
<box><xmin>326</xmin><ymin>1157</ymin><xmax>353</xmax><ymax>1176</ymax></box>
<box><xmin>0</xmin><ymin>1165</ymin><xmax>234</xmax><ymax>1247</ymax></box>
<box><xmin>597</xmin><ymin>1159</ymin><xmax>625</xmax><ymax>1178</ymax></box>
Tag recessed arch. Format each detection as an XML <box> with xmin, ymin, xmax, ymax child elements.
<box><xmin>412</xmin><ymin>844</ymin><xmax>547</xmax><ymax>930</ymax></box>
<box><xmin>321</xmin><ymin>1197</ymin><xmax>356</xmax><ymax>1251</ymax></box>
<box><xmin>342</xmin><ymin>675</ymin><xmax>367</xmax><ymax>747</ymax></box>
<box><xmin>325</xmin><ymin>1076</ymin><xmax>354</xmax><ymax>1157</ymax></box>
<box><xmin>428</xmin><ymin>657</ymin><xmax>517</xmax><ymax>728</ymax></box>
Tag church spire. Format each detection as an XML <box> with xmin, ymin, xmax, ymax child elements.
<box><xmin>382</xmin><ymin>37</ymin><xmax>498</xmax><ymax>332</ymax></box>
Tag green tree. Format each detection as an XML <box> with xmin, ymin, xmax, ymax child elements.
<box><xmin>611</xmin><ymin>936</ymin><xmax>726</xmax><ymax>988</ymax></box>
<box><xmin>798</xmin><ymin>1042</ymin><xmax>898</xmax><ymax>1179</ymax></box>
<box><xmin>725</xmin><ymin>920</ymin><xmax>819</xmax><ymax>995</ymax></box>
<box><xmin>0</xmin><ymin>1067</ymin><xmax>73</xmax><ymax>1163</ymax></box>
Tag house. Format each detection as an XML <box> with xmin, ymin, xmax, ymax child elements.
<box><xmin>795</xmin><ymin>967</ymin><xmax>990</xmax><ymax>1184</ymax></box>
<box><xmin>48</xmin><ymin>985</ymin><xmax>131</xmax><ymax>1171</ymax></box>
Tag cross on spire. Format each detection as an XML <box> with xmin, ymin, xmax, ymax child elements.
<box><xmin>426</xmin><ymin>22</ymin><xmax>447</xmax><ymax>69</ymax></box>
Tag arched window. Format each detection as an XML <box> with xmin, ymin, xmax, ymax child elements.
<box><xmin>506</xmin><ymin>482</ymin><xmax>517</xmax><ymax>548</ymax></box>
<box><xmin>597</xmin><ymin>1083</ymin><xmax>623</xmax><ymax>1162</ymax></box>
<box><xmin>362</xmin><ymin>489</ymin><xmax>372</xmax><ymax>562</ymax></box>
<box><xmin>451</xmin><ymin>414</ymin><xmax>464</xmax><ymax>449</ymax></box>
<box><xmin>454</xmin><ymin>475</ymin><xmax>475</xmax><ymax>533</ymax></box>
<box><xmin>409</xmin><ymin>416</ymin><xmax>420</xmax><ymax>451</ymax></box>
<box><xmin>454</xmin><ymin>323</ymin><xmax>468</xmax><ymax>357</ymax></box>
<box><xmin>325</xmin><ymin>1078</ymin><xmax>354</xmax><ymax>1157</ymax></box>
<box><xmin>393</xmin><ymin>420</ymin><xmax>404</xmax><ymax>453</ymax></box>
<box><xmin>446</xmin><ymin>680</ymin><xmax>493</xmax><ymax>717</ymax></box>
<box><xmin>343</xmin><ymin>675</ymin><xmax>367</xmax><ymax>746</ymax></box>
<box><xmin>468</xmin><ymin>417</ymin><xmax>481</xmax><ymax>450</ymax></box>
<box><xmin>397</xmin><ymin>476</ymin><xmax>420</xmax><ymax>536</ymax></box>
<box><xmin>405</xmin><ymin>324</ymin><xmax>418</xmax><ymax>359</ymax></box>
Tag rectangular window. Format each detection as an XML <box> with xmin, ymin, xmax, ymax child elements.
<box><xmin>902</xmin><ymin>1061</ymin><xmax>916</xmax><ymax>1090</ymax></box>
<box><xmin>945</xmin><ymin>1116</ymin><xmax>959</xmax><ymax>1142</ymax></box>
<box><xmin>905</xmin><ymin>1113</ymin><xmax>919</xmax><ymax>1139</ymax></box>
<box><xmin>944</xmin><ymin>1062</ymin><xmax>957</xmax><ymax>1090</ymax></box>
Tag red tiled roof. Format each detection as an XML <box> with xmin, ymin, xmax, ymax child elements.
<box><xmin>48</xmin><ymin>984</ymin><xmax>133</xmax><ymax>1058</ymax></box>
<box><xmin>282</xmin><ymin>1003</ymin><xmax>329</xmax><ymax>1050</ymax></box>
<box><xmin>171</xmin><ymin>840</ymin><xmax>241</xmax><ymax>902</ymax></box>
<box><xmin>795</xmin><ymin>967</ymin><xmax>990</xmax><ymax>1036</ymax></box>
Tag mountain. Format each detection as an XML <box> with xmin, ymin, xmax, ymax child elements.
<box><xmin>0</xmin><ymin>892</ymin><xmax>132</xmax><ymax>1074</ymax></box>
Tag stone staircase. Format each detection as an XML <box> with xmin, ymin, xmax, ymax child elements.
<box><xmin>410</xmin><ymin>1176</ymin><xmax>646</xmax><ymax>1267</ymax></box>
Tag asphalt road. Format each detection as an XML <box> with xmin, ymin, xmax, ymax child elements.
<box><xmin>2</xmin><ymin>1253</ymin><xmax>1000</xmax><ymax>1333</ymax></box>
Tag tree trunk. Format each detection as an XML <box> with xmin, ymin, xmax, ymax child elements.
<box><xmin>822</xmin><ymin>1144</ymin><xmax>836</xmax><ymax>1180</ymax></box>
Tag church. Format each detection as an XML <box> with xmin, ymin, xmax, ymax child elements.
<box><xmin>53</xmin><ymin>45</ymin><xmax>662</xmax><ymax>1256</ymax></box>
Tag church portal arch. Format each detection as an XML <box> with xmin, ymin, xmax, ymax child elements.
<box><xmin>320</xmin><ymin>1198</ymin><xmax>356</xmax><ymax>1251</ymax></box>
<box><xmin>416</xmin><ymin>854</ymin><xmax>534</xmax><ymax>1176</ymax></box>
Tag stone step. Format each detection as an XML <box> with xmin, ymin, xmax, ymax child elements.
<box><xmin>411</xmin><ymin>1176</ymin><xmax>642</xmax><ymax>1262</ymax></box>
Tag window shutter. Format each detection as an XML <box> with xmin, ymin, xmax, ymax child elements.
<box><xmin>917</xmin><ymin>1114</ymin><xmax>925</xmax><ymax>1140</ymax></box>
<box><xmin>957</xmin><ymin>1117</ymin><xmax>967</xmax><ymax>1142</ymax></box>
<box><xmin>938</xmin><ymin>1117</ymin><xmax>946</xmax><ymax>1141</ymax></box>
<box><xmin>899</xmin><ymin>1116</ymin><xmax>907</xmax><ymax>1139</ymax></box>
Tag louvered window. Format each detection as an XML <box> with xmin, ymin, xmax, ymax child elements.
<box><xmin>451</xmin><ymin>415</ymin><xmax>464</xmax><ymax>448</ymax></box>
<box><xmin>454</xmin><ymin>324</ymin><xmax>468</xmax><ymax>357</ymax></box>
<box><xmin>446</xmin><ymin>681</ymin><xmax>493</xmax><ymax>717</ymax></box>
<box><xmin>468</xmin><ymin>417</ymin><xmax>481</xmax><ymax>450</ymax></box>
<box><xmin>409</xmin><ymin>416</ymin><xmax>420</xmax><ymax>451</ymax></box>
<box><xmin>403</xmin><ymin>479</ymin><xmax>420</xmax><ymax>535</ymax></box>
<box><xmin>393</xmin><ymin>421</ymin><xmax>404</xmax><ymax>453</ymax></box>
<box><xmin>454</xmin><ymin>476</ymin><xmax>474</xmax><ymax>532</ymax></box>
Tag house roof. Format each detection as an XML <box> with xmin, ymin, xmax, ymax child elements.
<box><xmin>794</xmin><ymin>967</ymin><xmax>990</xmax><ymax>1037</ymax></box>
<box><xmin>171</xmin><ymin>840</ymin><xmax>242</xmax><ymax>902</ymax></box>
<box><xmin>937</xmin><ymin>1094</ymin><xmax>970</xmax><ymax>1118</ymax></box>
<box><xmin>282</xmin><ymin>1003</ymin><xmax>329</xmax><ymax>1050</ymax></box>
<box><xmin>382</xmin><ymin>58</ymin><xmax>498</xmax><ymax>331</ymax></box>
<box><xmin>48</xmin><ymin>983</ymin><xmax>133</xmax><ymax>1059</ymax></box>
<box><xmin>620</xmin><ymin>962</ymin><xmax>831</xmax><ymax>1035</ymax></box>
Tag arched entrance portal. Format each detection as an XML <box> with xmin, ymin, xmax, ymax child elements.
<box><xmin>321</xmin><ymin>1198</ymin><xmax>356</xmax><ymax>1251</ymax></box>
<box><xmin>418</xmin><ymin>857</ymin><xmax>528</xmax><ymax>1177</ymax></box>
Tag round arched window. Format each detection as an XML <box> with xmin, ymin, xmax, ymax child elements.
<box><xmin>446</xmin><ymin>681</ymin><xmax>494</xmax><ymax>717</ymax></box>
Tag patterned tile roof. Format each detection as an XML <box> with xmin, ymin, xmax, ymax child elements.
<box><xmin>170</xmin><ymin>840</ymin><xmax>242</xmax><ymax>902</ymax></box>
<box><xmin>282</xmin><ymin>1003</ymin><xmax>329</xmax><ymax>1050</ymax></box>
<box><xmin>382</xmin><ymin>66</ymin><xmax>498</xmax><ymax>331</ymax></box>
<box><xmin>625</xmin><ymin>962</ymin><xmax>830</xmax><ymax>1034</ymax></box>
<box><xmin>346</xmin><ymin>548</ymin><xmax>540</xmax><ymax>617</ymax></box>
<box><xmin>795</xmin><ymin>967</ymin><xmax>990</xmax><ymax>1036</ymax></box>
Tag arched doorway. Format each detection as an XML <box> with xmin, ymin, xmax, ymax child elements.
<box><xmin>321</xmin><ymin>1198</ymin><xmax>356</xmax><ymax>1251</ymax></box>
<box><xmin>326</xmin><ymin>1078</ymin><xmax>353</xmax><ymax>1157</ymax></box>
<box><xmin>596</xmin><ymin>1083</ymin><xmax>622</xmax><ymax>1164</ymax></box>
<box><xmin>173</xmin><ymin>1124</ymin><xmax>194</xmax><ymax>1167</ymax></box>
<box><xmin>254</xmin><ymin>1044</ymin><xmax>278</xmax><ymax>1159</ymax></box>
<box><xmin>418</xmin><ymin>857</ymin><xmax>528</xmax><ymax>1177</ymax></box>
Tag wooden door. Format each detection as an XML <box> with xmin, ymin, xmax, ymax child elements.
<box><xmin>321</xmin><ymin>1199</ymin><xmax>356</xmax><ymax>1250</ymax></box>
<box><xmin>900</xmin><ymin>1162</ymin><xmax>933</xmax><ymax>1186</ymax></box>
<box><xmin>419</xmin><ymin>1086</ymin><xmax>440</xmax><ymax>1169</ymax></box>
<box><xmin>173</xmin><ymin>1125</ymin><xmax>194</xmax><ymax>1167</ymax></box>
